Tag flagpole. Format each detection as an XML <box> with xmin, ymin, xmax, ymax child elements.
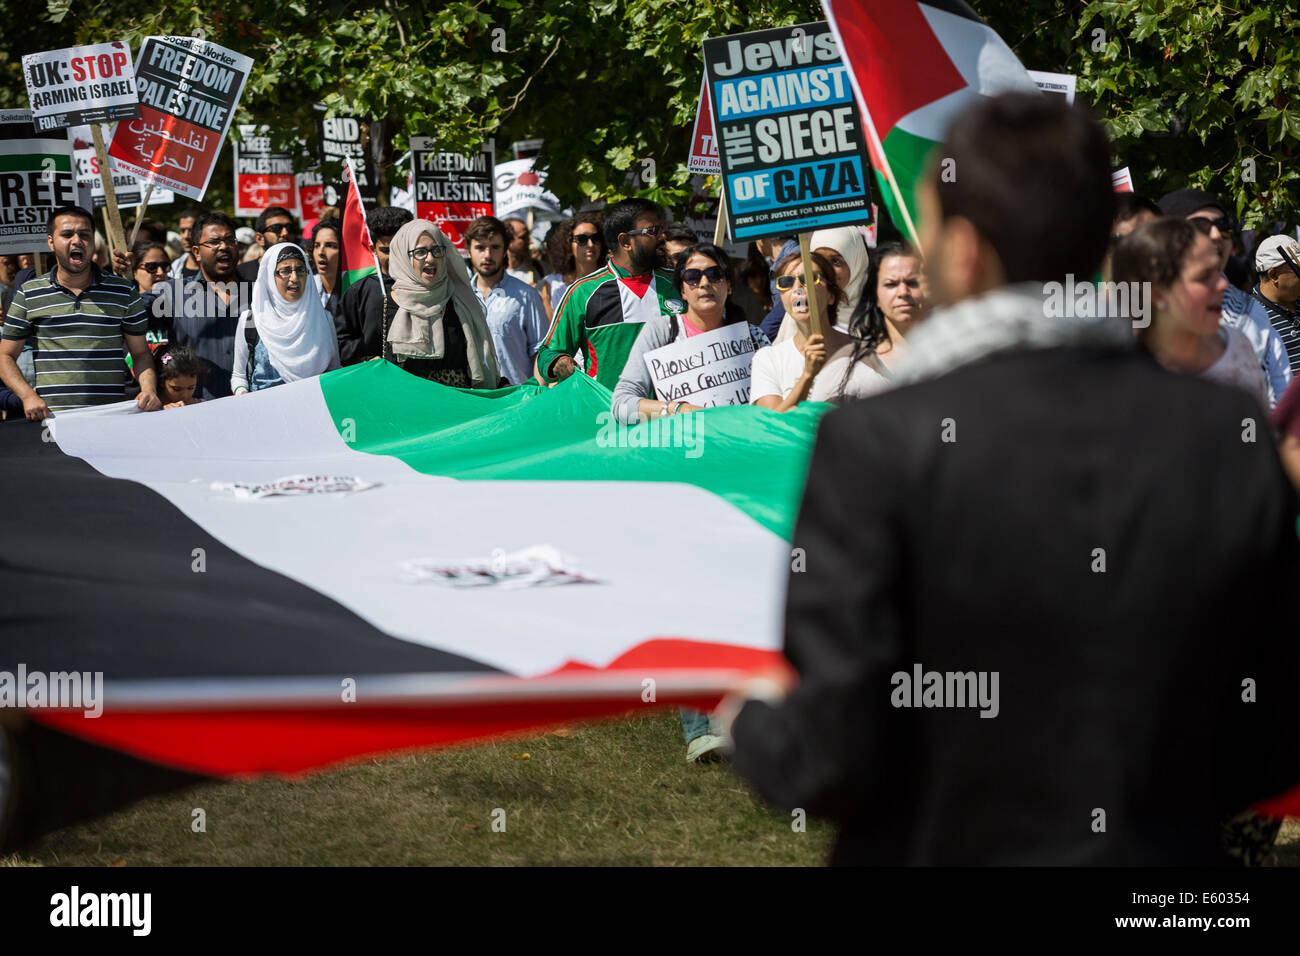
<box><xmin>128</xmin><ymin>184</ymin><xmax>155</xmax><ymax>249</ymax></box>
<box><xmin>90</xmin><ymin>123</ymin><xmax>128</xmax><ymax>256</ymax></box>
<box><xmin>798</xmin><ymin>232</ymin><xmax>825</xmax><ymax>338</ymax></box>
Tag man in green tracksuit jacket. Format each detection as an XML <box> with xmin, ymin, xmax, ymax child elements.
<box><xmin>537</xmin><ymin>198</ymin><xmax>678</xmax><ymax>390</ymax></box>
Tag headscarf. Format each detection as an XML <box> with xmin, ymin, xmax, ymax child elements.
<box><xmin>774</xmin><ymin>226</ymin><xmax>870</xmax><ymax>343</ymax></box>
<box><xmin>386</xmin><ymin>219</ymin><xmax>500</xmax><ymax>388</ymax></box>
<box><xmin>251</xmin><ymin>243</ymin><xmax>340</xmax><ymax>382</ymax></box>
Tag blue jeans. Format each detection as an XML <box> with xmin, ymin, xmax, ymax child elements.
<box><xmin>680</xmin><ymin>707</ymin><xmax>712</xmax><ymax>743</ymax></box>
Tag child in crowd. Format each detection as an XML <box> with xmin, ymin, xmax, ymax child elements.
<box><xmin>153</xmin><ymin>344</ymin><xmax>204</xmax><ymax>409</ymax></box>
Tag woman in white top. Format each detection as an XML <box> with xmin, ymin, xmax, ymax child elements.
<box><xmin>837</xmin><ymin>241</ymin><xmax>929</xmax><ymax>378</ymax></box>
<box><xmin>751</xmin><ymin>251</ymin><xmax>886</xmax><ymax>410</ymax></box>
<box><xmin>539</xmin><ymin>212</ymin><xmax>606</xmax><ymax>319</ymax></box>
<box><xmin>232</xmin><ymin>243</ymin><xmax>340</xmax><ymax>394</ymax></box>
<box><xmin>773</xmin><ymin>225</ymin><xmax>870</xmax><ymax>342</ymax></box>
<box><xmin>1113</xmin><ymin>217</ymin><xmax>1269</xmax><ymax>406</ymax></box>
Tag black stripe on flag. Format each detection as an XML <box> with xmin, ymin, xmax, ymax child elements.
<box><xmin>919</xmin><ymin>0</ymin><xmax>985</xmax><ymax>24</ymax></box>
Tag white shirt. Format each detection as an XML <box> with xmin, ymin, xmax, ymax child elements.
<box><xmin>1202</xmin><ymin>325</ymin><xmax>1269</xmax><ymax>408</ymax></box>
<box><xmin>750</xmin><ymin>337</ymin><xmax>890</xmax><ymax>404</ymax></box>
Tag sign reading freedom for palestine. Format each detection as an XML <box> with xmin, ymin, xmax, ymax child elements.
<box><xmin>22</xmin><ymin>41</ymin><xmax>141</xmax><ymax>132</ymax></box>
<box><xmin>0</xmin><ymin>110</ymin><xmax>77</xmax><ymax>255</ymax></box>
<box><xmin>702</xmin><ymin>21</ymin><xmax>872</xmax><ymax>241</ymax></box>
<box><xmin>411</xmin><ymin>138</ymin><xmax>495</xmax><ymax>253</ymax></box>
<box><xmin>108</xmin><ymin>35</ymin><xmax>252</xmax><ymax>201</ymax></box>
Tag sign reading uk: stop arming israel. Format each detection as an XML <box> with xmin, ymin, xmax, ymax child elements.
<box><xmin>703</xmin><ymin>22</ymin><xmax>872</xmax><ymax>241</ymax></box>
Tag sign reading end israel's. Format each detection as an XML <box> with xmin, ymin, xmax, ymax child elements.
<box><xmin>703</xmin><ymin>22</ymin><xmax>871</xmax><ymax>241</ymax></box>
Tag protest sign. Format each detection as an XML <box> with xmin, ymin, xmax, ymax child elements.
<box><xmin>0</xmin><ymin>110</ymin><xmax>77</xmax><ymax>255</ymax></box>
<box><xmin>494</xmin><ymin>157</ymin><xmax>566</xmax><ymax>222</ymax></box>
<box><xmin>233</xmin><ymin>124</ymin><xmax>297</xmax><ymax>217</ymax></box>
<box><xmin>108</xmin><ymin>35</ymin><xmax>251</xmax><ymax>201</ymax></box>
<box><xmin>1111</xmin><ymin>167</ymin><xmax>1134</xmax><ymax>194</ymax></box>
<box><xmin>687</xmin><ymin>77</ymin><xmax>721</xmax><ymax>176</ymax></box>
<box><xmin>643</xmin><ymin>322</ymin><xmax>757</xmax><ymax>407</ymax></box>
<box><xmin>316</xmin><ymin>111</ymin><xmax>375</xmax><ymax>205</ymax></box>
<box><xmin>297</xmin><ymin>170</ymin><xmax>324</xmax><ymax>222</ymax></box>
<box><xmin>71</xmin><ymin>125</ymin><xmax>174</xmax><ymax>209</ymax></box>
<box><xmin>411</xmin><ymin>138</ymin><xmax>495</xmax><ymax>252</ymax></box>
<box><xmin>703</xmin><ymin>21</ymin><xmax>872</xmax><ymax>242</ymax></box>
<box><xmin>1028</xmin><ymin>71</ymin><xmax>1077</xmax><ymax>105</ymax></box>
<box><xmin>22</xmin><ymin>41</ymin><xmax>140</xmax><ymax>132</ymax></box>
<box><xmin>512</xmin><ymin>138</ymin><xmax>543</xmax><ymax>160</ymax></box>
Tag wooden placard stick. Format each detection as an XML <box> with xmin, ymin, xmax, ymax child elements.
<box><xmin>797</xmin><ymin>232</ymin><xmax>824</xmax><ymax>338</ymax></box>
<box><xmin>713</xmin><ymin>191</ymin><xmax>727</xmax><ymax>246</ymax></box>
<box><xmin>128</xmin><ymin>184</ymin><xmax>155</xmax><ymax>248</ymax></box>
<box><xmin>89</xmin><ymin>123</ymin><xmax>127</xmax><ymax>255</ymax></box>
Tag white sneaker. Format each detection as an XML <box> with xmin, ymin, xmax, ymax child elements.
<box><xmin>685</xmin><ymin>733</ymin><xmax>731</xmax><ymax>764</ymax></box>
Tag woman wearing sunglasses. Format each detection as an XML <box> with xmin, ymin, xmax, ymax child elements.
<box><xmin>540</xmin><ymin>213</ymin><xmax>605</xmax><ymax>320</ymax></box>
<box><xmin>751</xmin><ymin>251</ymin><xmax>888</xmax><ymax>410</ymax></box>
<box><xmin>231</xmin><ymin>243</ymin><xmax>340</xmax><ymax>394</ymax></box>
<box><xmin>611</xmin><ymin>243</ymin><xmax>770</xmax><ymax>426</ymax></box>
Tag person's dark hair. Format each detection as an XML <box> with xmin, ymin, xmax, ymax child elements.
<box><xmin>545</xmin><ymin>219</ymin><xmax>573</xmax><ymax>277</ymax></box>
<box><xmin>738</xmin><ymin>248</ymin><xmax>771</xmax><ymax>306</ymax></box>
<box><xmin>46</xmin><ymin>205</ymin><xmax>94</xmax><ymax>235</ymax></box>
<box><xmin>673</xmin><ymin>244</ymin><xmax>748</xmax><ymax>326</ymax></box>
<box><xmin>367</xmin><ymin>205</ymin><xmax>413</xmax><ymax>241</ymax></box>
<box><xmin>178</xmin><ymin>206</ymin><xmax>206</xmax><ymax>225</ymax></box>
<box><xmin>564</xmin><ymin>211</ymin><xmax>604</xmax><ymax>278</ymax></box>
<box><xmin>603</xmin><ymin>198</ymin><xmax>663</xmax><ymax>250</ymax></box>
<box><xmin>311</xmin><ymin>218</ymin><xmax>341</xmax><ymax>244</ymax></box>
<box><xmin>131</xmin><ymin>240</ymin><xmax>168</xmax><ymax>267</ymax></box>
<box><xmin>773</xmin><ymin>250</ymin><xmax>842</xmax><ymax>325</ymax></box>
<box><xmin>936</xmin><ymin>92</ymin><xmax>1114</xmax><ymax>284</ymax></box>
<box><xmin>123</xmin><ymin>217</ymin><xmax>167</xmax><ymax>245</ymax></box>
<box><xmin>1114</xmin><ymin>193</ymin><xmax>1161</xmax><ymax>227</ymax></box>
<box><xmin>192</xmin><ymin>211</ymin><xmax>239</xmax><ymax>242</ymax></box>
<box><xmin>464</xmin><ymin>215</ymin><xmax>511</xmax><ymax>249</ymax></box>
<box><xmin>662</xmin><ymin>223</ymin><xmax>697</xmax><ymax>245</ymax></box>
<box><xmin>255</xmin><ymin>206</ymin><xmax>297</xmax><ymax>233</ymax></box>
<box><xmin>1111</xmin><ymin>217</ymin><xmax>1203</xmax><ymax>341</ymax></box>
<box><xmin>848</xmin><ymin>241</ymin><xmax>922</xmax><ymax>347</ymax></box>
<box><xmin>152</xmin><ymin>343</ymin><xmax>205</xmax><ymax>382</ymax></box>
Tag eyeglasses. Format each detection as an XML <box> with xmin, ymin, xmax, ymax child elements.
<box><xmin>262</xmin><ymin>222</ymin><xmax>298</xmax><ymax>236</ymax></box>
<box><xmin>139</xmin><ymin>261</ymin><xmax>169</xmax><ymax>273</ymax></box>
<box><xmin>274</xmin><ymin>265</ymin><xmax>309</xmax><ymax>279</ymax></box>
<box><xmin>682</xmin><ymin>266</ymin><xmax>727</xmax><ymax>286</ymax></box>
<box><xmin>774</xmin><ymin>273</ymin><xmax>823</xmax><ymax>291</ymax></box>
<box><xmin>197</xmin><ymin>236</ymin><xmax>237</xmax><ymax>249</ymax></box>
<box><xmin>573</xmin><ymin>234</ymin><xmax>601</xmax><ymax>246</ymax></box>
<box><xmin>624</xmin><ymin>224</ymin><xmax>663</xmax><ymax>238</ymax></box>
<box><xmin>411</xmin><ymin>246</ymin><xmax>445</xmax><ymax>260</ymax></box>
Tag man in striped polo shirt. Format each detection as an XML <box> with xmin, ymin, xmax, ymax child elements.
<box><xmin>1252</xmin><ymin>235</ymin><xmax>1300</xmax><ymax>379</ymax></box>
<box><xmin>0</xmin><ymin>206</ymin><xmax>160</xmax><ymax>421</ymax></box>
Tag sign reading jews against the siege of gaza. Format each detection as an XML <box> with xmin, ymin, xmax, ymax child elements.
<box><xmin>702</xmin><ymin>22</ymin><xmax>873</xmax><ymax>242</ymax></box>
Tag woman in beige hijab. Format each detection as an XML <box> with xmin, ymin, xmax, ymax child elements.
<box><xmin>386</xmin><ymin>219</ymin><xmax>502</xmax><ymax>388</ymax></box>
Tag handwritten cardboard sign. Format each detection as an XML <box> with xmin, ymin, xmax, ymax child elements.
<box><xmin>643</xmin><ymin>322</ymin><xmax>757</xmax><ymax>407</ymax></box>
<box><xmin>22</xmin><ymin>41</ymin><xmax>140</xmax><ymax>132</ymax></box>
<box><xmin>108</xmin><ymin>35</ymin><xmax>251</xmax><ymax>201</ymax></box>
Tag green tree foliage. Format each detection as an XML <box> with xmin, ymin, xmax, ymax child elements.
<box><xmin>2</xmin><ymin>1</ymin><xmax>1297</xmax><ymax>226</ymax></box>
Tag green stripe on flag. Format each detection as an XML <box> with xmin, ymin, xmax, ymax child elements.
<box><xmin>319</xmin><ymin>361</ymin><xmax>826</xmax><ymax>538</ymax></box>
<box><xmin>879</xmin><ymin>125</ymin><xmax>941</xmax><ymax>243</ymax></box>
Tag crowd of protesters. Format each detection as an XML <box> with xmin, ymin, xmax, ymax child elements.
<box><xmin>4</xmin><ymin>93</ymin><xmax>1300</xmax><ymax>865</ymax></box>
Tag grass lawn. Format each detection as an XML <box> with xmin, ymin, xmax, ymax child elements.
<box><xmin>5</xmin><ymin>709</ymin><xmax>1298</xmax><ymax>867</ymax></box>
<box><xmin>2</xmin><ymin>712</ymin><xmax>833</xmax><ymax>866</ymax></box>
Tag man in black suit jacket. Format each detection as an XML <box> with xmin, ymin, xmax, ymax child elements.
<box><xmin>335</xmin><ymin>205</ymin><xmax>411</xmax><ymax>364</ymax></box>
<box><xmin>727</xmin><ymin>93</ymin><xmax>1300</xmax><ymax>865</ymax></box>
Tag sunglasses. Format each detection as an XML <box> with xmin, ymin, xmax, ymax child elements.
<box><xmin>682</xmin><ymin>266</ymin><xmax>727</xmax><ymax>286</ymax></box>
<box><xmin>774</xmin><ymin>273</ymin><xmax>823</xmax><ymax>291</ymax></box>
<box><xmin>262</xmin><ymin>222</ymin><xmax>298</xmax><ymax>236</ymax></box>
<box><xmin>411</xmin><ymin>246</ymin><xmax>445</xmax><ymax>260</ymax></box>
<box><xmin>624</xmin><ymin>224</ymin><xmax>663</xmax><ymax>238</ymax></box>
<box><xmin>139</xmin><ymin>261</ymin><xmax>169</xmax><ymax>272</ymax></box>
<box><xmin>1194</xmin><ymin>215</ymin><xmax>1235</xmax><ymax>235</ymax></box>
<box><xmin>573</xmin><ymin>233</ymin><xmax>601</xmax><ymax>246</ymax></box>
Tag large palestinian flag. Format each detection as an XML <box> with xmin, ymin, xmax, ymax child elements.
<box><xmin>823</xmin><ymin>0</ymin><xmax>1038</xmax><ymax>246</ymax></box>
<box><xmin>1</xmin><ymin>364</ymin><xmax>822</xmax><ymax>777</ymax></box>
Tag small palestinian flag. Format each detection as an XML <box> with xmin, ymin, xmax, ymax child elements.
<box><xmin>823</xmin><ymin>0</ymin><xmax>1037</xmax><ymax>247</ymax></box>
<box><xmin>338</xmin><ymin>156</ymin><xmax>380</xmax><ymax>294</ymax></box>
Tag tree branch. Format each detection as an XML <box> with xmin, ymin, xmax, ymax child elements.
<box><xmin>497</xmin><ymin>35</ymin><xmax>564</xmax><ymax>124</ymax></box>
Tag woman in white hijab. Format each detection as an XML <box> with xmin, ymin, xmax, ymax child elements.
<box><xmin>772</xmin><ymin>226</ymin><xmax>870</xmax><ymax>343</ymax></box>
<box><xmin>232</xmin><ymin>242</ymin><xmax>340</xmax><ymax>394</ymax></box>
<box><xmin>385</xmin><ymin>219</ymin><xmax>501</xmax><ymax>388</ymax></box>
